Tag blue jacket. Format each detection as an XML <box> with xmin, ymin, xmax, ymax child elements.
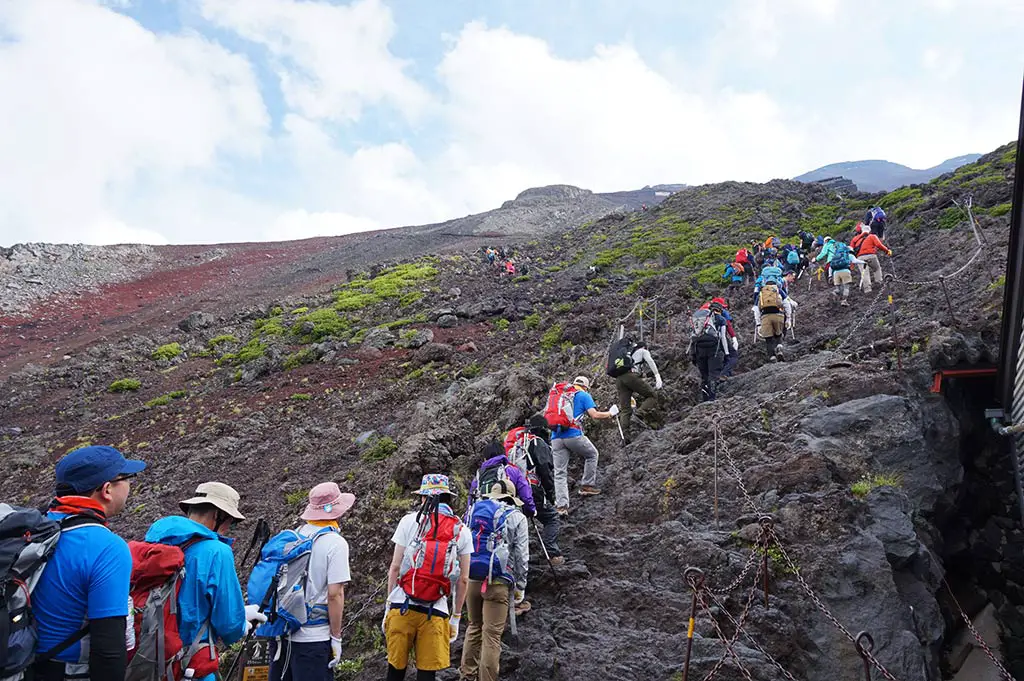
<box><xmin>146</xmin><ymin>516</ymin><xmax>246</xmax><ymax>678</ymax></box>
<box><xmin>467</xmin><ymin>454</ymin><xmax>537</xmax><ymax>517</ymax></box>
<box><xmin>723</xmin><ymin>264</ymin><xmax>744</xmax><ymax>283</ymax></box>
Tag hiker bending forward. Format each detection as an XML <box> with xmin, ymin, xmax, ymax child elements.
<box><xmin>384</xmin><ymin>475</ymin><xmax>472</xmax><ymax>681</ymax></box>
<box><xmin>460</xmin><ymin>481</ymin><xmax>530</xmax><ymax>681</ymax></box>
<box><xmin>550</xmin><ymin>376</ymin><xmax>618</xmax><ymax>514</ymax></box>
<box><xmin>615</xmin><ymin>341</ymin><xmax>663</xmax><ymax>443</ymax></box>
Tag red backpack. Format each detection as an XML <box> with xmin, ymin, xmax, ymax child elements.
<box><xmin>125</xmin><ymin>541</ymin><xmax>217</xmax><ymax>681</ymax></box>
<box><xmin>398</xmin><ymin>513</ymin><xmax>463</xmax><ymax>603</ymax></box>
<box><xmin>503</xmin><ymin>427</ymin><xmax>540</xmax><ymax>486</ymax></box>
<box><xmin>735</xmin><ymin>248</ymin><xmax>751</xmax><ymax>264</ymax></box>
<box><xmin>543</xmin><ymin>382</ymin><xmax>579</xmax><ymax>430</ymax></box>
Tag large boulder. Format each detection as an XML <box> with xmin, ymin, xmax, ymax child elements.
<box><xmin>362</xmin><ymin>326</ymin><xmax>396</xmax><ymax>350</ymax></box>
<box><xmin>398</xmin><ymin>328</ymin><xmax>434</xmax><ymax>349</ymax></box>
<box><xmin>455</xmin><ymin>297</ymin><xmax>509</xmax><ymax>319</ymax></box>
<box><xmin>178</xmin><ymin>311</ymin><xmax>215</xmax><ymax>332</ymax></box>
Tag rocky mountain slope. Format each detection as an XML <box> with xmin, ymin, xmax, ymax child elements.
<box><xmin>795</xmin><ymin>153</ymin><xmax>983</xmax><ymax>192</ymax></box>
<box><xmin>0</xmin><ymin>142</ymin><xmax>1018</xmax><ymax>680</ymax></box>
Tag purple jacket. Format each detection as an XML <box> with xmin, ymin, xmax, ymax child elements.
<box><xmin>466</xmin><ymin>455</ymin><xmax>537</xmax><ymax>517</ymax></box>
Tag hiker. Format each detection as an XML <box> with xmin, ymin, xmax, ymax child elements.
<box><xmin>734</xmin><ymin>247</ymin><xmax>754</xmax><ymax>284</ymax></box>
<box><xmin>756</xmin><ymin>276</ymin><xmax>787</xmax><ymax>361</ymax></box>
<box><xmin>814</xmin><ymin>236</ymin><xmax>837</xmax><ymax>274</ymax></box>
<box><xmin>688</xmin><ymin>301</ymin><xmax>731</xmax><ymax>401</ymax></box>
<box><xmin>466</xmin><ymin>441</ymin><xmax>537</xmax><ymax>518</ymax></box>
<box><xmin>782</xmin><ymin>245</ymin><xmax>801</xmax><ymax>274</ymax></box>
<box><xmin>31</xmin><ymin>446</ymin><xmax>146</xmax><ymax>681</ymax></box>
<box><xmin>143</xmin><ymin>482</ymin><xmax>265</xmax><ymax>681</ymax></box>
<box><xmin>864</xmin><ymin>206</ymin><xmax>888</xmax><ymax>238</ymax></box>
<box><xmin>723</xmin><ymin>261</ymin><xmax>745</xmax><ymax>293</ymax></box>
<box><xmin>798</xmin><ymin>230</ymin><xmax>815</xmax><ymax>252</ymax></box>
<box><xmin>266</xmin><ymin>483</ymin><xmax>355</xmax><ymax>681</ymax></box>
<box><xmin>780</xmin><ymin>272</ymin><xmax>799</xmax><ymax>335</ymax></box>
<box><xmin>851</xmin><ymin>224</ymin><xmax>892</xmax><ymax>294</ymax></box>
<box><xmin>827</xmin><ymin>240</ymin><xmax>855</xmax><ymax>306</ymax></box>
<box><xmin>763</xmin><ymin>236</ymin><xmax>781</xmax><ymax>251</ymax></box>
<box><xmin>546</xmin><ymin>376</ymin><xmax>618</xmax><ymax>514</ymax></box>
<box><xmin>460</xmin><ymin>480</ymin><xmax>530</xmax><ymax>681</ymax></box>
<box><xmin>504</xmin><ymin>260</ymin><xmax>516</xmax><ymax>276</ymax></box>
<box><xmin>700</xmin><ymin>298</ymin><xmax>739</xmax><ymax>378</ymax></box>
<box><xmin>508</xmin><ymin>415</ymin><xmax>563</xmax><ymax>564</ymax></box>
<box><xmin>384</xmin><ymin>474</ymin><xmax>472</xmax><ymax>681</ymax></box>
<box><xmin>608</xmin><ymin>337</ymin><xmax>663</xmax><ymax>444</ymax></box>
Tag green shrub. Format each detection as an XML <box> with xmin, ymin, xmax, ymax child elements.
<box><xmin>253</xmin><ymin>318</ymin><xmax>285</xmax><ymax>336</ymax></box>
<box><xmin>290</xmin><ymin>393</ymin><xmax>313</xmax><ymax>401</ymax></box>
<box><xmin>399</xmin><ymin>291</ymin><xmax>424</xmax><ymax>308</ymax></box>
<box><xmin>290</xmin><ymin>306</ymin><xmax>309</xmax><ymax>315</ymax></box>
<box><xmin>270</xmin><ymin>306</ymin><xmax>283</xmax><ymax>316</ymax></box>
<box><xmin>937</xmin><ymin>206</ymin><xmax>962</xmax><ymax>230</ymax></box>
<box><xmin>682</xmin><ymin>245</ymin><xmax>741</xmax><ymax>269</ymax></box>
<box><xmin>335</xmin><ymin>291</ymin><xmax>382</xmax><ymax>312</ymax></box>
<box><xmin>284</xmin><ymin>489</ymin><xmax>307</xmax><ymax>506</ymax></box>
<box><xmin>283</xmin><ymin>348</ymin><xmax>316</xmax><ymax>370</ymax></box>
<box><xmin>362</xmin><ymin>436</ymin><xmax>398</xmax><ymax>463</ymax></box>
<box><xmin>512</xmin><ymin>275</ymin><xmax>531</xmax><ymax>283</ymax></box>
<box><xmin>334</xmin><ymin>264</ymin><xmax>439</xmax><ymax>312</ymax></box>
<box><xmin>594</xmin><ymin>248</ymin><xmax>627</xmax><ymax>268</ymax></box>
<box><xmin>695</xmin><ymin>263</ymin><xmax>725</xmax><ymax>285</ymax></box>
<box><xmin>168</xmin><ymin>390</ymin><xmax>188</xmax><ymax>399</ymax></box>
<box><xmin>588</xmin><ymin>277</ymin><xmax>609</xmax><ymax>288</ymax></box>
<box><xmin>990</xmin><ymin>275</ymin><xmax>1006</xmax><ymax>290</ymax></box>
<box><xmin>540</xmin><ymin>324</ymin><xmax>563</xmax><ymax>350</ymax></box>
<box><xmin>151</xmin><ymin>343</ymin><xmax>182</xmax><ymax>361</ymax></box>
<box><xmin>881</xmin><ymin>186</ymin><xmax>922</xmax><ymax>206</ymax></box>
<box><xmin>893</xmin><ymin>197</ymin><xmax>925</xmax><ymax>220</ymax></box>
<box><xmin>208</xmin><ymin>335</ymin><xmax>238</xmax><ymax>347</ymax></box>
<box><xmin>462</xmin><ymin>362</ymin><xmax>482</xmax><ymax>378</ymax></box>
<box><xmin>553</xmin><ymin>302</ymin><xmax>572</xmax><ymax>314</ymax></box>
<box><xmin>292</xmin><ymin>309</ymin><xmax>349</xmax><ymax>342</ymax></box>
<box><xmin>990</xmin><ymin>202</ymin><xmax>1013</xmax><ymax>217</ymax></box>
<box><xmin>145</xmin><ymin>395</ymin><xmax>171</xmax><ymax>408</ymax></box>
<box><xmin>851</xmin><ymin>473</ymin><xmax>903</xmax><ymax>498</ymax></box>
<box><xmin>494</xmin><ymin>318</ymin><xmax>510</xmax><ymax>332</ymax></box>
<box><xmin>523</xmin><ymin>313</ymin><xmax>541</xmax><ymax>329</ymax></box>
<box><xmin>109</xmin><ymin>378</ymin><xmax>141</xmax><ymax>393</ymax></box>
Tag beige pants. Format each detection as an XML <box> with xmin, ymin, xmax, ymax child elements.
<box><xmin>859</xmin><ymin>254</ymin><xmax>883</xmax><ymax>292</ymax></box>
<box><xmin>460</xmin><ymin>580</ymin><xmax>511</xmax><ymax>681</ymax></box>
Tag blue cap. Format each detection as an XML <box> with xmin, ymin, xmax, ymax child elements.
<box><xmin>56</xmin><ymin>445</ymin><xmax>147</xmax><ymax>494</ymax></box>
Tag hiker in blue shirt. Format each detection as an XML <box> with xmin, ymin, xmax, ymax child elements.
<box><xmin>551</xmin><ymin>376</ymin><xmax>618</xmax><ymax>515</ymax></box>
<box><xmin>33</xmin><ymin>446</ymin><xmax>146</xmax><ymax>681</ymax></box>
<box><xmin>145</xmin><ymin>482</ymin><xmax>265</xmax><ymax>681</ymax></box>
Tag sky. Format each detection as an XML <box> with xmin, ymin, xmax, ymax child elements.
<box><xmin>0</xmin><ymin>0</ymin><xmax>1021</xmax><ymax>246</ymax></box>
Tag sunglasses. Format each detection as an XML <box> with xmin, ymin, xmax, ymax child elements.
<box><xmin>111</xmin><ymin>473</ymin><xmax>137</xmax><ymax>483</ymax></box>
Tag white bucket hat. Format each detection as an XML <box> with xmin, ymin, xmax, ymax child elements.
<box><xmin>179</xmin><ymin>481</ymin><xmax>245</xmax><ymax>520</ymax></box>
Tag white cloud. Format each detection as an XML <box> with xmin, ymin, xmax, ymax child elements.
<box><xmin>199</xmin><ymin>0</ymin><xmax>430</xmax><ymax>123</ymax></box>
<box><xmin>0</xmin><ymin>0</ymin><xmax>268</xmax><ymax>245</ymax></box>
<box><xmin>263</xmin><ymin>209</ymin><xmax>378</xmax><ymax>241</ymax></box>
<box><xmin>80</xmin><ymin>217</ymin><xmax>169</xmax><ymax>245</ymax></box>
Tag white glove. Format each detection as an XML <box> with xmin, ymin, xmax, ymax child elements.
<box><xmin>731</xmin><ymin>336</ymin><xmax>739</xmax><ymax>351</ymax></box>
<box><xmin>328</xmin><ymin>636</ymin><xmax>343</xmax><ymax>669</ymax></box>
<box><xmin>654</xmin><ymin>375</ymin><xmax>663</xmax><ymax>390</ymax></box>
<box><xmin>514</xmin><ymin>590</ymin><xmax>525</xmax><ymax>605</ymax></box>
<box><xmin>244</xmin><ymin>604</ymin><xmax>267</xmax><ymax>624</ymax></box>
<box><xmin>381</xmin><ymin>607</ymin><xmax>389</xmax><ymax>636</ymax></box>
<box><xmin>608</xmin><ymin>404</ymin><xmax>620</xmax><ymax>417</ymax></box>
<box><xmin>449</xmin><ymin>615</ymin><xmax>461</xmax><ymax>643</ymax></box>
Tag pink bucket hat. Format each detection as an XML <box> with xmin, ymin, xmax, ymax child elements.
<box><xmin>301</xmin><ymin>482</ymin><xmax>356</xmax><ymax>521</ymax></box>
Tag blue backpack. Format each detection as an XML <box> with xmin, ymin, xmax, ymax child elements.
<box><xmin>787</xmin><ymin>249</ymin><xmax>800</xmax><ymax>265</ymax></box>
<box><xmin>468</xmin><ymin>500</ymin><xmax>516</xmax><ymax>585</ymax></box>
<box><xmin>870</xmin><ymin>207</ymin><xmax>887</xmax><ymax>223</ymax></box>
<box><xmin>761</xmin><ymin>265</ymin><xmax>783</xmax><ymax>284</ymax></box>
<box><xmin>246</xmin><ymin>527</ymin><xmax>336</xmax><ymax>638</ymax></box>
<box><xmin>831</xmin><ymin>243</ymin><xmax>852</xmax><ymax>270</ymax></box>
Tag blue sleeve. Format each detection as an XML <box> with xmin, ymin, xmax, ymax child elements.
<box><xmin>206</xmin><ymin>544</ymin><xmax>247</xmax><ymax>645</ymax></box>
<box><xmin>87</xmin><ymin>537</ymin><xmax>132</xmax><ymax>620</ymax></box>
<box><xmin>578</xmin><ymin>391</ymin><xmax>596</xmax><ymax>415</ymax></box>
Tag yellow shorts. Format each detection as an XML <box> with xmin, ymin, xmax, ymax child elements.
<box><xmin>385</xmin><ymin>607</ymin><xmax>451</xmax><ymax>671</ymax></box>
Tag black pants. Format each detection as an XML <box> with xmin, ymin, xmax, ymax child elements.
<box><xmin>695</xmin><ymin>344</ymin><xmax>724</xmax><ymax>402</ymax></box>
<box><xmin>534</xmin><ymin>500</ymin><xmax>562</xmax><ymax>557</ymax></box>
<box><xmin>270</xmin><ymin>639</ymin><xmax>332</xmax><ymax>681</ymax></box>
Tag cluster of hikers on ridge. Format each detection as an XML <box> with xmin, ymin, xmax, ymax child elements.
<box><xmin>481</xmin><ymin>246</ymin><xmax>527</xmax><ymax>278</ymax></box>
<box><xmin>1</xmin><ymin>356</ymin><xmax>660</xmax><ymax>681</ymax></box>
<box><xmin>691</xmin><ymin>206</ymin><xmax>893</xmax><ymax>401</ymax></box>
<box><xmin>0</xmin><ymin>207</ymin><xmax>895</xmax><ymax>681</ymax></box>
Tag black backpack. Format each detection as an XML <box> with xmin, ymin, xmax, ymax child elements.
<box><xmin>473</xmin><ymin>461</ymin><xmax>509</xmax><ymax>502</ymax></box>
<box><xmin>606</xmin><ymin>337</ymin><xmax>635</xmax><ymax>378</ymax></box>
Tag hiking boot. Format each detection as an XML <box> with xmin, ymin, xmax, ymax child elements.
<box><xmin>515</xmin><ymin>601</ymin><xmax>532</xmax><ymax>615</ymax></box>
<box><xmin>549</xmin><ymin>555</ymin><xmax>566</xmax><ymax>567</ymax></box>
<box><xmin>768</xmin><ymin>355</ymin><xmax>777</xmax><ymax>363</ymax></box>
<box><xmin>579</xmin><ymin>485</ymin><xmax>602</xmax><ymax>496</ymax></box>
<box><xmin>840</xmin><ymin>299</ymin><xmax>849</xmax><ymax>307</ymax></box>
<box><xmin>775</xmin><ymin>345</ymin><xmax>785</xmax><ymax>361</ymax></box>
<box><xmin>556</xmin><ymin>506</ymin><xmax>569</xmax><ymax>516</ymax></box>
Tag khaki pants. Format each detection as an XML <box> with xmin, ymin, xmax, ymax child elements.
<box><xmin>460</xmin><ymin>580</ymin><xmax>510</xmax><ymax>681</ymax></box>
<box><xmin>859</xmin><ymin>254</ymin><xmax>883</xmax><ymax>292</ymax></box>
<box><xmin>615</xmin><ymin>372</ymin><xmax>657</xmax><ymax>437</ymax></box>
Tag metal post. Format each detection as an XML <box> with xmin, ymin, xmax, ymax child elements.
<box><xmin>653</xmin><ymin>300</ymin><xmax>658</xmax><ymax>349</ymax></box>
<box><xmin>713</xmin><ymin>428</ymin><xmax>720</xmax><ymax>529</ymax></box>
<box><xmin>639</xmin><ymin>303</ymin><xmax>645</xmax><ymax>343</ymax></box>
<box><xmin>682</xmin><ymin>567</ymin><xmax>705</xmax><ymax>681</ymax></box>
<box><xmin>888</xmin><ymin>294</ymin><xmax>903</xmax><ymax>372</ymax></box>
<box><xmin>938</xmin><ymin>276</ymin><xmax>957</xmax><ymax>325</ymax></box>
<box><xmin>855</xmin><ymin>631</ymin><xmax>875</xmax><ymax>680</ymax></box>
<box><xmin>759</xmin><ymin>516</ymin><xmax>774</xmax><ymax>609</ymax></box>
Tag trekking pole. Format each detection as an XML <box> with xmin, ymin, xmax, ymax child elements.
<box><xmin>682</xmin><ymin>567</ymin><xmax>705</xmax><ymax>681</ymax></box>
<box><xmin>533</xmin><ymin>519</ymin><xmax>562</xmax><ymax>592</ymax></box>
<box><xmin>223</xmin><ymin>572</ymin><xmax>279</xmax><ymax>681</ymax></box>
<box><xmin>615</xmin><ymin>413</ymin><xmax>626</xmax><ymax>443</ymax></box>
<box><xmin>240</xmin><ymin>518</ymin><xmax>270</xmax><ymax>570</ymax></box>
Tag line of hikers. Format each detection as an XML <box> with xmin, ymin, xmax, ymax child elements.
<box><xmin>481</xmin><ymin>247</ymin><xmax>524</xmax><ymax>277</ymax></box>
<box><xmin>2</xmin><ymin>362</ymin><xmax>646</xmax><ymax>681</ymax></box>
<box><xmin>694</xmin><ymin>206</ymin><xmax>893</xmax><ymax>401</ymax></box>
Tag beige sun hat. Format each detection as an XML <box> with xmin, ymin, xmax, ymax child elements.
<box><xmin>484</xmin><ymin>480</ymin><xmax>523</xmax><ymax>507</ymax></box>
<box><xmin>572</xmin><ymin>375</ymin><xmax>591</xmax><ymax>390</ymax></box>
<box><xmin>179</xmin><ymin>481</ymin><xmax>245</xmax><ymax>520</ymax></box>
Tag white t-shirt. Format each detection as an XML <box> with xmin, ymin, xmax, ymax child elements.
<box><xmin>388</xmin><ymin>511</ymin><xmax>473</xmax><ymax>616</ymax></box>
<box><xmin>290</xmin><ymin>524</ymin><xmax>351</xmax><ymax>643</ymax></box>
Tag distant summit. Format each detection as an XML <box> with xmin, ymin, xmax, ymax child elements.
<box><xmin>794</xmin><ymin>153</ymin><xmax>982</xmax><ymax>192</ymax></box>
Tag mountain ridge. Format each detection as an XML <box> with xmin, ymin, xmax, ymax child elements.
<box><xmin>795</xmin><ymin>153</ymin><xmax>983</xmax><ymax>191</ymax></box>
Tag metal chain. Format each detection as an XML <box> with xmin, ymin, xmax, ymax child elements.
<box><xmin>706</xmin><ymin>537</ymin><xmax>763</xmax><ymax>596</ymax></box>
<box><xmin>697</xmin><ymin>556</ymin><xmax>762</xmax><ymax>681</ymax></box>
<box><xmin>942</xmin><ymin>578</ymin><xmax>1019</xmax><ymax>681</ymax></box>
<box><xmin>705</xmin><ymin>589</ymin><xmax>802</xmax><ymax>681</ymax></box>
<box><xmin>341</xmin><ymin>578</ymin><xmax>388</xmax><ymax>635</ymax></box>
<box><xmin>765</xmin><ymin>528</ymin><xmax>901</xmax><ymax>681</ymax></box>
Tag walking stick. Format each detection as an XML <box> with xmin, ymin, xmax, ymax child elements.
<box><xmin>615</xmin><ymin>412</ymin><xmax>626</xmax><ymax>443</ymax></box>
<box><xmin>533</xmin><ymin>519</ymin><xmax>563</xmax><ymax>592</ymax></box>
